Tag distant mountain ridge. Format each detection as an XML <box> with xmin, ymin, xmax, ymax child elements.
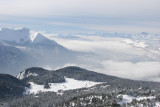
<box><xmin>0</xmin><ymin>28</ymin><xmax>56</xmax><ymax>44</ymax></box>
<box><xmin>0</xmin><ymin>28</ymin><xmax>78</xmax><ymax>75</ymax></box>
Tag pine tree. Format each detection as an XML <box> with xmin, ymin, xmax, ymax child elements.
<box><xmin>44</xmin><ymin>82</ymin><xmax>50</xmax><ymax>89</ymax></box>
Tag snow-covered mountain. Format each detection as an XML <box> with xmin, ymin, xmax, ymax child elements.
<box><xmin>0</xmin><ymin>28</ymin><xmax>57</xmax><ymax>44</ymax></box>
<box><xmin>0</xmin><ymin>41</ymin><xmax>36</xmax><ymax>74</ymax></box>
<box><xmin>0</xmin><ymin>28</ymin><xmax>77</xmax><ymax>75</ymax></box>
<box><xmin>0</xmin><ymin>28</ymin><xmax>61</xmax><ymax>47</ymax></box>
<box><xmin>0</xmin><ymin>28</ymin><xmax>31</xmax><ymax>43</ymax></box>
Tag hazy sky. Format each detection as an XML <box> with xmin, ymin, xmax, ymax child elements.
<box><xmin>0</xmin><ymin>0</ymin><xmax>160</xmax><ymax>33</ymax></box>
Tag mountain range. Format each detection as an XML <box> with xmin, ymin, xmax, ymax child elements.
<box><xmin>0</xmin><ymin>28</ymin><xmax>78</xmax><ymax>75</ymax></box>
<box><xmin>1</xmin><ymin>28</ymin><xmax>160</xmax><ymax>106</ymax></box>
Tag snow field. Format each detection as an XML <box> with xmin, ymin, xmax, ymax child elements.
<box><xmin>25</xmin><ymin>78</ymin><xmax>102</xmax><ymax>94</ymax></box>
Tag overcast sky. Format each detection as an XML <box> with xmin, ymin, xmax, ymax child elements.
<box><xmin>0</xmin><ymin>0</ymin><xmax>160</xmax><ymax>33</ymax></box>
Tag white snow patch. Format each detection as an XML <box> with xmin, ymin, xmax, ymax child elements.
<box><xmin>25</xmin><ymin>78</ymin><xmax>102</xmax><ymax>94</ymax></box>
<box><xmin>57</xmin><ymin>92</ymin><xmax>63</xmax><ymax>95</ymax></box>
<box><xmin>118</xmin><ymin>94</ymin><xmax>155</xmax><ymax>105</ymax></box>
<box><xmin>17</xmin><ymin>71</ymin><xmax>25</xmax><ymax>79</ymax></box>
<box><xmin>117</xmin><ymin>94</ymin><xmax>123</xmax><ymax>98</ymax></box>
<box><xmin>29</xmin><ymin>31</ymin><xmax>38</xmax><ymax>42</ymax></box>
<box><xmin>136</xmin><ymin>96</ymin><xmax>155</xmax><ymax>101</ymax></box>
<box><xmin>26</xmin><ymin>73</ymin><xmax>38</xmax><ymax>77</ymax></box>
<box><xmin>138</xmin><ymin>87</ymin><xmax>142</xmax><ymax>90</ymax></box>
<box><xmin>118</xmin><ymin>95</ymin><xmax>135</xmax><ymax>104</ymax></box>
<box><xmin>17</xmin><ymin>71</ymin><xmax>38</xmax><ymax>79</ymax></box>
<box><xmin>100</xmin><ymin>85</ymin><xmax>110</xmax><ymax>88</ymax></box>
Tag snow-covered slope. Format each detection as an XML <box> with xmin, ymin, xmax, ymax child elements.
<box><xmin>16</xmin><ymin>67</ymin><xmax>48</xmax><ymax>80</ymax></box>
<box><xmin>0</xmin><ymin>28</ymin><xmax>31</xmax><ymax>43</ymax></box>
<box><xmin>0</xmin><ymin>41</ymin><xmax>36</xmax><ymax>74</ymax></box>
<box><xmin>25</xmin><ymin>78</ymin><xmax>102</xmax><ymax>94</ymax></box>
<box><xmin>0</xmin><ymin>28</ymin><xmax>57</xmax><ymax>45</ymax></box>
<box><xmin>17</xmin><ymin>71</ymin><xmax>38</xmax><ymax>80</ymax></box>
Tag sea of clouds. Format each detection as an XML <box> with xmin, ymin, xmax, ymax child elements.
<box><xmin>44</xmin><ymin>32</ymin><xmax>160</xmax><ymax>82</ymax></box>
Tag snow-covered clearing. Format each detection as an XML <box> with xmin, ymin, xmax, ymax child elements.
<box><xmin>25</xmin><ymin>78</ymin><xmax>102</xmax><ymax>94</ymax></box>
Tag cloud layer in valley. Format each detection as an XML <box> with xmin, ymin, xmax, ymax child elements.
<box><xmin>44</xmin><ymin>33</ymin><xmax>160</xmax><ymax>82</ymax></box>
